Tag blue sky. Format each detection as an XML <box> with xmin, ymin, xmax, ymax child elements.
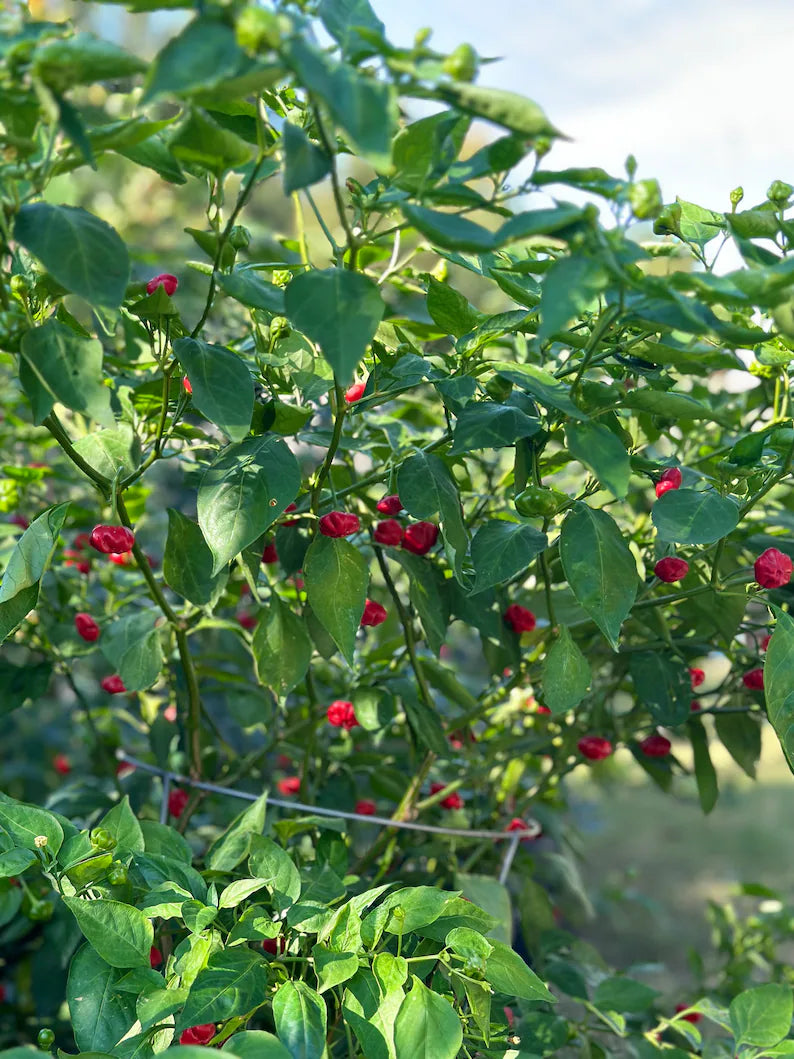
<box><xmin>374</xmin><ymin>0</ymin><xmax>794</xmax><ymax>213</ymax></box>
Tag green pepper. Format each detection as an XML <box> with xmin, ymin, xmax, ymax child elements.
<box><xmin>37</xmin><ymin>1029</ymin><xmax>55</xmax><ymax>1050</ymax></box>
<box><xmin>514</xmin><ymin>485</ymin><xmax>566</xmax><ymax>519</ymax></box>
<box><xmin>90</xmin><ymin>827</ymin><xmax>117</xmax><ymax>852</ymax></box>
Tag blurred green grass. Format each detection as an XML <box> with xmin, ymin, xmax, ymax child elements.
<box><xmin>568</xmin><ymin>728</ymin><xmax>794</xmax><ymax>987</ymax></box>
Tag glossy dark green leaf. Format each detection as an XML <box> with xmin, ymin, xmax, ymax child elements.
<box><xmin>449</xmin><ymin>402</ymin><xmax>540</xmax><ymax>455</ymax></box>
<box><xmin>470</xmin><ymin>520</ymin><xmax>547</xmax><ymax>593</ymax></box>
<box><xmin>714</xmin><ymin>712</ymin><xmax>762</xmax><ymax>779</ymax></box>
<box><xmin>173</xmin><ymin>336</ymin><xmax>254</xmax><ymax>442</ymax></box>
<box><xmin>652</xmin><ymin>489</ymin><xmax>740</xmax><ymax>545</ymax></box>
<box><xmin>285</xmin><ymin>268</ymin><xmax>384</xmax><ymax>383</ymax></box>
<box><xmin>143</xmin><ymin>17</ymin><xmax>245</xmax><ymax>101</ymax></box>
<box><xmin>0</xmin><ymin>503</ymin><xmax>69</xmax><ymax>605</ymax></box>
<box><xmin>197</xmin><ymin>434</ymin><xmax>301</xmax><ymax>573</ymax></box>
<box><xmin>63</xmin><ymin>897</ymin><xmax>153</xmax><ymax>968</ymax></box>
<box><xmin>426</xmin><ymin>276</ymin><xmax>480</xmax><ymax>338</ymax></box>
<box><xmin>542</xmin><ymin>626</ymin><xmax>591</xmax><ymax>713</ymax></box>
<box><xmin>559</xmin><ymin>504</ymin><xmax>637</xmax><ymax>651</ymax></box>
<box><xmin>434</xmin><ymin>82</ymin><xmax>563</xmax><ymax>140</ymax></box>
<box><xmin>730</xmin><ymin>984</ymin><xmax>793</xmax><ymax>1048</ymax></box>
<box><xmin>0</xmin><ymin>848</ymin><xmax>36</xmax><ymax>877</ymax></box>
<box><xmin>100</xmin><ymin>610</ymin><xmax>163</xmax><ymax>691</ymax></box>
<box><xmin>629</xmin><ymin>652</ymin><xmax>692</xmax><ymax>726</ymax></box>
<box><xmin>176</xmin><ymin>949</ymin><xmax>269</xmax><ymax>1030</ymax></box>
<box><xmin>206</xmin><ymin>794</ymin><xmax>268</xmax><ymax>873</ymax></box>
<box><xmin>764</xmin><ymin>610</ymin><xmax>794</xmax><ymax>773</ymax></box>
<box><xmin>688</xmin><ymin>716</ymin><xmax>718</xmax><ymax>813</ymax></box>
<box><xmin>216</xmin><ymin>269</ymin><xmax>285</xmax><ymax>313</ymax></box>
<box><xmin>253</xmin><ymin>595</ymin><xmax>313</xmax><ymax>699</ymax></box>
<box><xmin>304</xmin><ymin>536</ymin><xmax>368</xmax><ymax>664</ymax></box>
<box><xmin>169</xmin><ymin>108</ymin><xmax>251</xmax><ymax>173</ymax></box>
<box><xmin>33</xmin><ymin>31</ymin><xmax>146</xmax><ymax>88</ymax></box>
<box><xmin>163</xmin><ymin>509</ymin><xmax>228</xmax><ymax>608</ymax></box>
<box><xmin>492</xmin><ymin>361</ymin><xmax>586</xmax><ymax>419</ymax></box>
<box><xmin>98</xmin><ymin>796</ymin><xmax>144</xmax><ymax>857</ymax></box>
<box><xmin>593</xmin><ymin>977</ymin><xmax>658</xmax><ymax>1013</ymax></box>
<box><xmin>20</xmin><ymin>321</ymin><xmax>113</xmax><ymax>426</ymax></box>
<box><xmin>485</xmin><ymin>940</ymin><xmax>555</xmax><ymax>1002</ymax></box>
<box><xmin>393</xmin><ymin>977</ymin><xmax>461</xmax><ymax>1059</ymax></box>
<box><xmin>273</xmin><ymin>980</ymin><xmax>327</xmax><ymax>1059</ymax></box>
<box><xmin>222</xmin><ymin>1031</ymin><xmax>291</xmax><ymax>1059</ymax></box>
<box><xmin>392</xmin><ymin>551</ymin><xmax>449</xmax><ymax>656</ymax></box>
<box><xmin>118</xmin><ymin>133</ymin><xmax>186</xmax><ymax>184</ymax></box>
<box><xmin>397</xmin><ymin>451</ymin><xmax>468</xmax><ymax>577</ymax></box>
<box><xmin>0</xmin><ymin>795</ymin><xmax>63</xmax><ymax>853</ymax></box>
<box><xmin>402</xmin><ymin>205</ymin><xmax>497</xmax><ymax>252</ymax></box>
<box><xmin>566</xmin><ymin>421</ymin><xmax>630</xmax><ymax>499</ymax></box>
<box><xmin>538</xmin><ymin>254</ymin><xmax>610</xmax><ymax>340</ymax></box>
<box><xmin>284</xmin><ymin>38</ymin><xmax>396</xmax><ymax>168</ymax></box>
<box><xmin>399</xmin><ymin>684</ymin><xmax>449</xmax><ymax>756</ymax></box>
<box><xmin>318</xmin><ymin>0</ymin><xmax>385</xmax><ymax>59</ymax></box>
<box><xmin>282</xmin><ymin>122</ymin><xmax>330</xmax><ymax>194</ymax></box>
<box><xmin>67</xmin><ymin>946</ymin><xmax>138</xmax><ymax>1053</ymax></box>
<box><xmin>15</xmin><ymin>203</ymin><xmax>129</xmax><ymax>307</ymax></box>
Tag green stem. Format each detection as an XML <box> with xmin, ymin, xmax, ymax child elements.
<box><xmin>311</xmin><ymin>381</ymin><xmax>347</xmax><ymax>514</ymax></box>
<box><xmin>43</xmin><ymin>413</ymin><xmax>110</xmax><ymax>496</ymax></box>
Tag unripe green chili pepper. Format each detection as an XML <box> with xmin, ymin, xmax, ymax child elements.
<box><xmin>228</xmin><ymin>225</ymin><xmax>251</xmax><ymax>250</ymax></box>
<box><xmin>28</xmin><ymin>900</ymin><xmax>53</xmax><ymax>922</ymax></box>
<box><xmin>108</xmin><ymin>862</ymin><xmax>128</xmax><ymax>886</ymax></box>
<box><xmin>37</xmin><ymin>1029</ymin><xmax>55</xmax><ymax>1050</ymax></box>
<box><xmin>442</xmin><ymin>43</ymin><xmax>478</xmax><ymax>82</ymax></box>
<box><xmin>90</xmin><ymin>827</ymin><xmax>116</xmax><ymax>852</ymax></box>
<box><xmin>514</xmin><ymin>485</ymin><xmax>566</xmax><ymax>519</ymax></box>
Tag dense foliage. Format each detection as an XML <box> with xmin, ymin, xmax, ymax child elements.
<box><xmin>2</xmin><ymin>0</ymin><xmax>794</xmax><ymax>1056</ymax></box>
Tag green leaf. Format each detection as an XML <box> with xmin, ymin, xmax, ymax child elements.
<box><xmin>394</xmin><ymin>977</ymin><xmax>461</xmax><ymax>1059</ymax></box>
<box><xmin>492</xmin><ymin>361</ymin><xmax>586</xmax><ymax>419</ymax></box>
<box><xmin>67</xmin><ymin>946</ymin><xmax>138</xmax><ymax>1053</ymax></box>
<box><xmin>303</xmin><ymin>536</ymin><xmax>368</xmax><ymax>664</ymax></box>
<box><xmin>629</xmin><ymin>652</ymin><xmax>692</xmax><ymax>726</ymax></box>
<box><xmin>764</xmin><ymin>610</ymin><xmax>794</xmax><ymax>773</ymax></box>
<box><xmin>119</xmin><ymin>133</ymin><xmax>186</xmax><ymax>184</ymax></box>
<box><xmin>454</xmin><ymin>873</ymin><xmax>512</xmax><ymax>944</ymax></box>
<box><xmin>222</xmin><ymin>1031</ymin><xmax>292</xmax><ymax>1059</ymax></box>
<box><xmin>393</xmin><ymin>551</ymin><xmax>449</xmax><ymax>655</ymax></box>
<box><xmin>206</xmin><ymin>794</ymin><xmax>268</xmax><ymax>873</ymax></box>
<box><xmin>284</xmin><ymin>38</ymin><xmax>396</xmax><ymax>168</ymax></box>
<box><xmin>318</xmin><ymin>0</ymin><xmax>385</xmax><ymax>59</ymax></box>
<box><xmin>397</xmin><ymin>451</ymin><xmax>468</xmax><ymax>578</ymax></box>
<box><xmin>176</xmin><ymin>949</ymin><xmax>269</xmax><ymax>1030</ymax></box>
<box><xmin>73</xmin><ymin>426</ymin><xmax>140</xmax><ymax>480</ymax></box>
<box><xmin>33</xmin><ymin>32</ymin><xmax>147</xmax><ymax>88</ymax></box>
<box><xmin>593</xmin><ymin>977</ymin><xmax>658</xmax><ymax>1013</ymax></box>
<box><xmin>402</xmin><ymin>205</ymin><xmax>497</xmax><ymax>252</ymax></box>
<box><xmin>559</xmin><ymin>504</ymin><xmax>637</xmax><ymax>651</ymax></box>
<box><xmin>248</xmin><ymin>835</ymin><xmax>301</xmax><ymax>909</ymax></box>
<box><xmin>173</xmin><ymin>336</ymin><xmax>254</xmax><ymax>442</ymax></box>
<box><xmin>98</xmin><ymin>796</ymin><xmax>144</xmax><ymax>857</ymax></box>
<box><xmin>197</xmin><ymin>434</ymin><xmax>301</xmax><ymax>574</ymax></box>
<box><xmin>730</xmin><ymin>984</ymin><xmax>793</xmax><ymax>1048</ymax></box>
<box><xmin>311</xmin><ymin>944</ymin><xmax>359</xmax><ymax>994</ymax></box>
<box><xmin>0</xmin><ymin>848</ymin><xmax>36</xmax><ymax>877</ymax></box>
<box><xmin>688</xmin><ymin>716</ymin><xmax>718</xmax><ymax>813</ymax></box>
<box><xmin>434</xmin><ymin>82</ymin><xmax>563</xmax><ymax>140</ymax></box>
<box><xmin>99</xmin><ymin>610</ymin><xmax>164</xmax><ymax>691</ymax></box>
<box><xmin>426</xmin><ymin>276</ymin><xmax>480</xmax><ymax>338</ymax></box>
<box><xmin>143</xmin><ymin>17</ymin><xmax>245</xmax><ymax>101</ymax></box>
<box><xmin>542</xmin><ymin>626</ymin><xmax>591</xmax><ymax>713</ymax></box>
<box><xmin>0</xmin><ymin>795</ymin><xmax>63</xmax><ymax>854</ymax></box>
<box><xmin>393</xmin><ymin>112</ymin><xmax>469</xmax><ymax>193</ymax></box>
<box><xmin>169</xmin><ymin>108</ymin><xmax>251</xmax><ymax>173</ymax></box>
<box><xmin>399</xmin><ymin>683</ymin><xmax>449</xmax><ymax>756</ymax></box>
<box><xmin>252</xmin><ymin>595</ymin><xmax>313</xmax><ymax>699</ymax></box>
<box><xmin>485</xmin><ymin>940</ymin><xmax>555</xmax><ymax>1002</ymax></box>
<box><xmin>449</xmin><ymin>402</ymin><xmax>540</xmax><ymax>455</ymax></box>
<box><xmin>14</xmin><ymin>203</ymin><xmax>129</xmax><ymax>307</ymax></box>
<box><xmin>20</xmin><ymin>321</ymin><xmax>113</xmax><ymax>427</ymax></box>
<box><xmin>273</xmin><ymin>980</ymin><xmax>327</xmax><ymax>1059</ymax></box>
<box><xmin>63</xmin><ymin>897</ymin><xmax>153</xmax><ymax>968</ymax></box>
<box><xmin>624</xmin><ymin>388</ymin><xmax>723</xmax><ymax>422</ymax></box>
<box><xmin>652</xmin><ymin>489</ymin><xmax>740</xmax><ymax>545</ymax></box>
<box><xmin>163</xmin><ymin>509</ymin><xmax>228</xmax><ymax>608</ymax></box>
<box><xmin>282</xmin><ymin>122</ymin><xmax>331</xmax><ymax>194</ymax></box>
<box><xmin>0</xmin><ymin>584</ymin><xmax>39</xmax><ymax>645</ymax></box>
<box><xmin>137</xmin><ymin>987</ymin><xmax>190</xmax><ymax>1033</ymax></box>
<box><xmin>216</xmin><ymin>268</ymin><xmax>286</xmax><ymax>314</ymax></box>
<box><xmin>538</xmin><ymin>253</ymin><xmax>610</xmax><ymax>340</ymax></box>
<box><xmin>714</xmin><ymin>712</ymin><xmax>762</xmax><ymax>779</ymax></box>
<box><xmin>470</xmin><ymin>519</ymin><xmax>547</xmax><ymax>594</ymax></box>
<box><xmin>566</xmin><ymin>421</ymin><xmax>630</xmax><ymax>499</ymax></box>
<box><xmin>285</xmin><ymin>269</ymin><xmax>385</xmax><ymax>383</ymax></box>
<box><xmin>0</xmin><ymin>502</ymin><xmax>69</xmax><ymax>604</ymax></box>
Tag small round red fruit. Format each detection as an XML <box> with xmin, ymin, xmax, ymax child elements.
<box><xmin>319</xmin><ymin>511</ymin><xmax>360</xmax><ymax>538</ymax></box>
<box><xmin>654</xmin><ymin>557</ymin><xmax>689</xmax><ymax>583</ymax></box>
<box><xmin>655</xmin><ymin>467</ymin><xmax>682</xmax><ymax>498</ymax></box>
<box><xmin>74</xmin><ymin>612</ymin><xmax>100</xmax><ymax>642</ymax></box>
<box><xmin>754</xmin><ymin>547</ymin><xmax>793</xmax><ymax>589</ymax></box>
<box><xmin>639</xmin><ymin>733</ymin><xmax>671</xmax><ymax>758</ymax></box>
<box><xmin>344</xmin><ymin>381</ymin><xmax>366</xmax><ymax>403</ymax></box>
<box><xmin>578</xmin><ymin>736</ymin><xmax>613</xmax><ymax>761</ymax></box>
<box><xmin>503</xmin><ymin>604</ymin><xmax>536</xmax><ymax>633</ymax></box>
<box><xmin>360</xmin><ymin>599</ymin><xmax>387</xmax><ymax>627</ymax></box>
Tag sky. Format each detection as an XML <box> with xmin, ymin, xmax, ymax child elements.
<box><xmin>373</xmin><ymin>0</ymin><xmax>794</xmax><ymax>213</ymax></box>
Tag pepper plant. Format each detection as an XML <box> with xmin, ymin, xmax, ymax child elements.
<box><xmin>2</xmin><ymin>0</ymin><xmax>794</xmax><ymax>1056</ymax></box>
